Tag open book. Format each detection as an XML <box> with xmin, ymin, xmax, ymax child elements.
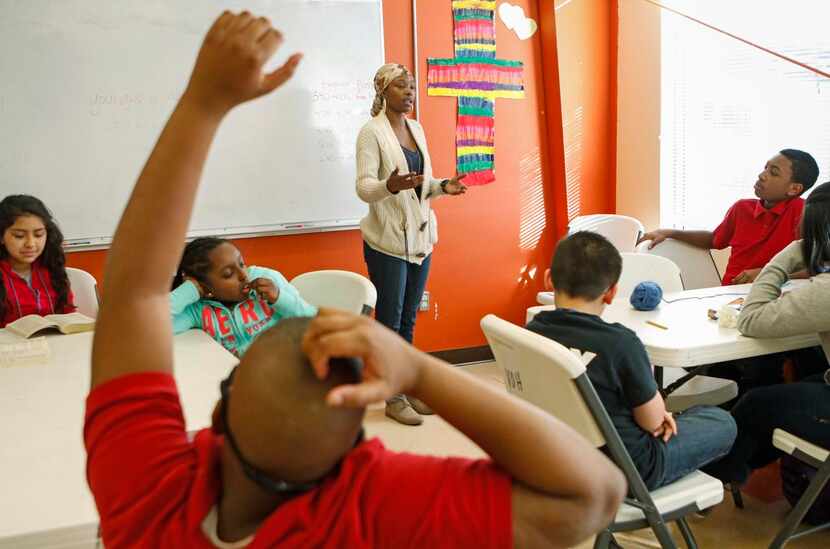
<box><xmin>5</xmin><ymin>312</ymin><xmax>95</xmax><ymax>338</ymax></box>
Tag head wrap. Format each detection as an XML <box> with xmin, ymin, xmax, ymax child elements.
<box><xmin>371</xmin><ymin>63</ymin><xmax>411</xmax><ymax>117</ymax></box>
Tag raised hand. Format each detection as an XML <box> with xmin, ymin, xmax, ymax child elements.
<box><xmin>91</xmin><ymin>11</ymin><xmax>301</xmax><ymax>388</ymax></box>
<box><xmin>386</xmin><ymin>167</ymin><xmax>425</xmax><ymax>193</ymax></box>
<box><xmin>183</xmin><ymin>11</ymin><xmax>303</xmax><ymax>116</ymax></box>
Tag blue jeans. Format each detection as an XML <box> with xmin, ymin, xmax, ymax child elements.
<box><xmin>656</xmin><ymin>406</ymin><xmax>737</xmax><ymax>488</ymax></box>
<box><xmin>363</xmin><ymin>241</ymin><xmax>431</xmax><ymax>344</ymax></box>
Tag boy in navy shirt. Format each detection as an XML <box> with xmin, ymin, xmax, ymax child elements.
<box><xmin>527</xmin><ymin>231</ymin><xmax>737</xmax><ymax>488</ymax></box>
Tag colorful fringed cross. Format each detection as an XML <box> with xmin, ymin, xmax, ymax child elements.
<box><xmin>427</xmin><ymin>0</ymin><xmax>525</xmax><ymax>186</ymax></box>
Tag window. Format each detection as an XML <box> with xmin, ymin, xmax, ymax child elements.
<box><xmin>660</xmin><ymin>1</ymin><xmax>830</xmax><ymax>230</ymax></box>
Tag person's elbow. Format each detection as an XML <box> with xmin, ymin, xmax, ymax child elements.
<box><xmin>355</xmin><ymin>180</ymin><xmax>372</xmax><ymax>203</ymax></box>
<box><xmin>737</xmin><ymin>310</ymin><xmax>775</xmax><ymax>338</ymax></box>
<box><xmin>633</xmin><ymin>394</ymin><xmax>666</xmax><ymax>434</ymax></box>
<box><xmin>580</xmin><ymin>461</ymin><xmax>627</xmax><ymax>537</ymax></box>
<box><xmin>559</xmin><ymin>465</ymin><xmax>626</xmax><ymax>546</ymax></box>
<box><xmin>521</xmin><ymin>461</ymin><xmax>626</xmax><ymax>548</ymax></box>
<box><xmin>355</xmin><ymin>178</ymin><xmax>385</xmax><ymax>203</ymax></box>
<box><xmin>736</xmin><ymin>313</ymin><xmax>753</xmax><ymax>336</ymax></box>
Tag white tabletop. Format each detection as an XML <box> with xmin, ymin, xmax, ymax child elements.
<box><xmin>0</xmin><ymin>329</ymin><xmax>238</xmax><ymax>546</ymax></box>
<box><xmin>600</xmin><ymin>282</ymin><xmax>820</xmax><ymax>368</ymax></box>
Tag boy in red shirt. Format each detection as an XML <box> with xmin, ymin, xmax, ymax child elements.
<box><xmin>639</xmin><ymin>149</ymin><xmax>819</xmax><ymax>285</ymax></box>
<box><xmin>85</xmin><ymin>11</ymin><xmax>626</xmax><ymax>548</ymax></box>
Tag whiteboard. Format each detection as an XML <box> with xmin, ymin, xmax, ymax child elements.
<box><xmin>0</xmin><ymin>0</ymin><xmax>382</xmax><ymax>247</ymax></box>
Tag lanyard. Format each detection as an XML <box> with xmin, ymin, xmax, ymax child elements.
<box><xmin>6</xmin><ymin>266</ymin><xmax>56</xmax><ymax>317</ymax></box>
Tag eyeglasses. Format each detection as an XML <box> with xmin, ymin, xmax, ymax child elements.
<box><xmin>219</xmin><ymin>366</ymin><xmax>364</xmax><ymax>495</ymax></box>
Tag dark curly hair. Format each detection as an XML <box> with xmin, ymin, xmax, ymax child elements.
<box><xmin>802</xmin><ymin>181</ymin><xmax>830</xmax><ymax>276</ymax></box>
<box><xmin>172</xmin><ymin>237</ymin><xmax>229</xmax><ymax>290</ymax></box>
<box><xmin>0</xmin><ymin>195</ymin><xmax>70</xmax><ymax>318</ymax></box>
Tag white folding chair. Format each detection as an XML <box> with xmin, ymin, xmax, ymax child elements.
<box><xmin>481</xmin><ymin>314</ymin><xmax>724</xmax><ymax>549</ymax></box>
<box><xmin>535</xmin><ymin>215</ymin><xmax>645</xmax><ymax>305</ymax></box>
<box><xmin>636</xmin><ymin>240</ymin><xmax>722</xmax><ymax>290</ymax></box>
<box><xmin>618</xmin><ymin>253</ymin><xmax>683</xmax><ymax>300</ymax></box>
<box><xmin>569</xmin><ymin>214</ymin><xmax>646</xmax><ymax>253</ymax></box>
<box><xmin>66</xmin><ymin>267</ymin><xmax>99</xmax><ymax>318</ymax></box>
<box><xmin>768</xmin><ymin>429</ymin><xmax>830</xmax><ymax>548</ymax></box>
<box><xmin>710</xmin><ymin>247</ymin><xmax>731</xmax><ymax>281</ymax></box>
<box><xmin>526</xmin><ymin>304</ymin><xmax>556</xmax><ymax>325</ymax></box>
<box><xmin>289</xmin><ymin>270</ymin><xmax>377</xmax><ymax>316</ymax></box>
<box><xmin>536</xmin><ymin>291</ymin><xmax>555</xmax><ymax>305</ymax></box>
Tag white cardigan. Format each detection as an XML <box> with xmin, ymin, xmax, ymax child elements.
<box><xmin>355</xmin><ymin>113</ymin><xmax>446</xmax><ymax>265</ymax></box>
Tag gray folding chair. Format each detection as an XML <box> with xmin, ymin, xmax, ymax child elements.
<box><xmin>481</xmin><ymin>314</ymin><xmax>724</xmax><ymax>549</ymax></box>
<box><xmin>769</xmin><ymin>429</ymin><xmax>830</xmax><ymax>548</ymax></box>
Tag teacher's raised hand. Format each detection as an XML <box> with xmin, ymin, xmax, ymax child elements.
<box><xmin>443</xmin><ymin>173</ymin><xmax>468</xmax><ymax>195</ymax></box>
<box><xmin>386</xmin><ymin>167</ymin><xmax>425</xmax><ymax>193</ymax></box>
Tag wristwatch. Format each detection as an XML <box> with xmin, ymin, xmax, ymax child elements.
<box><xmin>440</xmin><ymin>179</ymin><xmax>449</xmax><ymax>193</ymax></box>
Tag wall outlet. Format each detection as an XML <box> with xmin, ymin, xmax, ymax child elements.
<box><xmin>419</xmin><ymin>291</ymin><xmax>430</xmax><ymax>312</ymax></box>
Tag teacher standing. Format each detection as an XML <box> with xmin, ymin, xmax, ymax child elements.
<box><xmin>355</xmin><ymin>63</ymin><xmax>468</xmax><ymax>426</ymax></box>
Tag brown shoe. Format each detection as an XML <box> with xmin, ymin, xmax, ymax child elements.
<box><xmin>385</xmin><ymin>398</ymin><xmax>423</xmax><ymax>426</ymax></box>
<box><xmin>407</xmin><ymin>396</ymin><xmax>434</xmax><ymax>415</ymax></box>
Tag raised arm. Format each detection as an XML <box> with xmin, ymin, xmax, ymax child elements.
<box><xmin>91</xmin><ymin>12</ymin><xmax>301</xmax><ymax>388</ymax></box>
<box><xmin>303</xmin><ymin>310</ymin><xmax>626</xmax><ymax>548</ymax></box>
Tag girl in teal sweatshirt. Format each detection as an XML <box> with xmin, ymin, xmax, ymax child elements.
<box><xmin>170</xmin><ymin>237</ymin><xmax>316</xmax><ymax>356</ymax></box>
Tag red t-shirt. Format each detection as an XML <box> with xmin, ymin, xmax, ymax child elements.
<box><xmin>84</xmin><ymin>373</ymin><xmax>512</xmax><ymax>548</ymax></box>
<box><xmin>0</xmin><ymin>259</ymin><xmax>76</xmax><ymax>327</ymax></box>
<box><xmin>712</xmin><ymin>197</ymin><xmax>804</xmax><ymax>285</ymax></box>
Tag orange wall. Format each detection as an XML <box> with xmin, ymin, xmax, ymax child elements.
<box><xmin>67</xmin><ymin>1</ymin><xmax>618</xmax><ymax>353</ymax></box>
<box><xmin>552</xmin><ymin>0</ymin><xmax>617</xmax><ymax>219</ymax></box>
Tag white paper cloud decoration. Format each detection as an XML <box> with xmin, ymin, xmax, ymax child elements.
<box><xmin>498</xmin><ymin>3</ymin><xmax>538</xmax><ymax>41</ymax></box>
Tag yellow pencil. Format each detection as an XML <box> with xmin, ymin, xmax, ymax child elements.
<box><xmin>646</xmin><ymin>320</ymin><xmax>668</xmax><ymax>330</ymax></box>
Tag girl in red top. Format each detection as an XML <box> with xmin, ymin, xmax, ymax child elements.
<box><xmin>0</xmin><ymin>195</ymin><xmax>75</xmax><ymax>327</ymax></box>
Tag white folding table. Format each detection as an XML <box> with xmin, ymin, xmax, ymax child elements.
<box><xmin>600</xmin><ymin>282</ymin><xmax>819</xmax><ymax>368</ymax></box>
<box><xmin>0</xmin><ymin>329</ymin><xmax>238</xmax><ymax>549</ymax></box>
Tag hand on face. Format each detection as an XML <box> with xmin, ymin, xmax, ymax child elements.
<box><xmin>248</xmin><ymin>277</ymin><xmax>279</xmax><ymax>303</ymax></box>
<box><xmin>183</xmin><ymin>11</ymin><xmax>303</xmax><ymax>116</ymax></box>
<box><xmin>302</xmin><ymin>308</ymin><xmax>423</xmax><ymax>408</ymax></box>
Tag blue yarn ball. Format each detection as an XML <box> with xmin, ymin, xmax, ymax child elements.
<box><xmin>630</xmin><ymin>281</ymin><xmax>663</xmax><ymax>311</ymax></box>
